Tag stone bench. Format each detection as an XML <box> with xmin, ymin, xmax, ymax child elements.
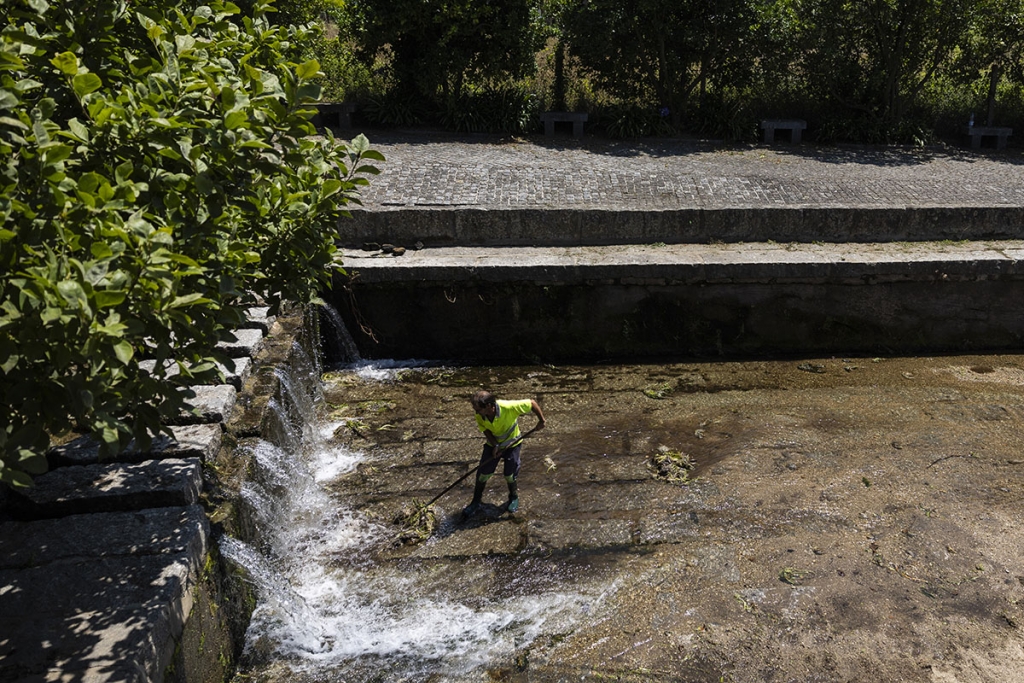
<box><xmin>312</xmin><ymin>102</ymin><xmax>356</xmax><ymax>130</ymax></box>
<box><xmin>964</xmin><ymin>125</ymin><xmax>1012</xmax><ymax>150</ymax></box>
<box><xmin>761</xmin><ymin>119</ymin><xmax>807</xmax><ymax>143</ymax></box>
<box><xmin>540</xmin><ymin>111</ymin><xmax>588</xmax><ymax>138</ymax></box>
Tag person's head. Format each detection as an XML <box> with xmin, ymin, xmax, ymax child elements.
<box><xmin>471</xmin><ymin>390</ymin><xmax>497</xmax><ymax>418</ymax></box>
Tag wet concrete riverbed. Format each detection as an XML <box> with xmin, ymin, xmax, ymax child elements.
<box><xmin>232</xmin><ymin>354</ymin><xmax>1024</xmax><ymax>683</ymax></box>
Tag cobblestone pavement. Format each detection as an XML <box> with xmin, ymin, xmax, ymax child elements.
<box><xmin>354</xmin><ymin>130</ymin><xmax>1024</xmax><ymax>210</ymax></box>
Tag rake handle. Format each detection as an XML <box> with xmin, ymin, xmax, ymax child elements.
<box><xmin>423</xmin><ymin>427</ymin><xmax>540</xmax><ymax>508</ymax></box>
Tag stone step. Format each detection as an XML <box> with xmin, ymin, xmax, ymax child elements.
<box><xmin>5</xmin><ymin>459</ymin><xmax>202</xmax><ymax>521</ymax></box>
<box><xmin>0</xmin><ymin>506</ymin><xmax>208</xmax><ymax>682</ymax></box>
<box><xmin>216</xmin><ymin>327</ymin><xmax>266</xmax><ymax>358</ymax></box>
<box><xmin>47</xmin><ymin>424</ymin><xmax>223</xmax><ymax>468</ymax></box>
<box><xmin>340</xmin><ymin>239</ymin><xmax>1024</xmax><ymax>284</ymax></box>
<box><xmin>139</xmin><ymin>358</ymin><xmax>251</xmax><ymax>391</ymax></box>
<box><xmin>170</xmin><ymin>384</ymin><xmax>238</xmax><ymax>426</ymax></box>
<box><xmin>241</xmin><ymin>306</ymin><xmax>276</xmax><ymax>334</ymax></box>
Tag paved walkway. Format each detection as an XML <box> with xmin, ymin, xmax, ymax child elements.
<box><xmin>357</xmin><ymin>131</ymin><xmax>1024</xmax><ymax>210</ymax></box>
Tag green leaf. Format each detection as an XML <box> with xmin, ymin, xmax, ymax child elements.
<box><xmin>296</xmin><ymin>59</ymin><xmax>321</xmax><ymax>80</ymax></box>
<box><xmin>19</xmin><ymin>452</ymin><xmax>48</xmax><ymax>475</ymax></box>
<box><xmin>225</xmin><ymin>110</ymin><xmax>248</xmax><ymax>129</ymax></box>
<box><xmin>0</xmin><ymin>469</ymin><xmax>34</xmax><ymax>488</ymax></box>
<box><xmin>57</xmin><ymin>278</ymin><xmax>89</xmax><ymax>309</ymax></box>
<box><xmin>44</xmin><ymin>144</ymin><xmax>72</xmax><ymax>166</ymax></box>
<box><xmin>321</xmin><ymin>179</ymin><xmax>342</xmax><ymax>197</ymax></box>
<box><xmin>195</xmin><ymin>173</ymin><xmax>214</xmax><ymax>194</ymax></box>
<box><xmin>1</xmin><ymin>354</ymin><xmax>18</xmax><ymax>373</ymax></box>
<box><xmin>114</xmin><ymin>341</ymin><xmax>134</xmax><ymax>365</ymax></box>
<box><xmin>67</xmin><ymin>118</ymin><xmax>90</xmax><ymax>142</ymax></box>
<box><xmin>95</xmin><ymin>290</ymin><xmax>126</xmax><ymax>308</ymax></box>
<box><xmin>51</xmin><ymin>52</ymin><xmax>78</xmax><ymax>77</ymax></box>
<box><xmin>115</xmin><ymin>160</ymin><xmax>133</xmax><ymax>184</ymax></box>
<box><xmin>90</xmin><ymin>242</ymin><xmax>113</xmax><ymax>259</ymax></box>
<box><xmin>73</xmin><ymin>73</ymin><xmax>103</xmax><ymax>97</ymax></box>
<box><xmin>170</xmin><ymin>293</ymin><xmax>212</xmax><ymax>308</ymax></box>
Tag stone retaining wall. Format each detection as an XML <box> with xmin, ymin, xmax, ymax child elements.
<box><xmin>0</xmin><ymin>304</ymin><xmax>316</xmax><ymax>683</ymax></box>
<box><xmin>346</xmin><ymin>206</ymin><xmax>1024</xmax><ymax>248</ymax></box>
<box><xmin>331</xmin><ymin>240</ymin><xmax>1024</xmax><ymax>363</ymax></box>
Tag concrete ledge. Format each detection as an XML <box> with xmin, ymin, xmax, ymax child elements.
<box><xmin>6</xmin><ymin>459</ymin><xmax>203</xmax><ymax>520</ymax></box>
<box><xmin>346</xmin><ymin>206</ymin><xmax>1024</xmax><ymax>248</ymax></box>
<box><xmin>340</xmin><ymin>240</ymin><xmax>1024</xmax><ymax>285</ymax></box>
<box><xmin>330</xmin><ymin>240</ymin><xmax>1024</xmax><ymax>362</ymax></box>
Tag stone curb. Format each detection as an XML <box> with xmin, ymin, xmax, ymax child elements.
<box><xmin>0</xmin><ymin>307</ymin><xmax>277</xmax><ymax>683</ymax></box>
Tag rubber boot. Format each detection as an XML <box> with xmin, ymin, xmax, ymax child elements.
<box><xmin>463</xmin><ymin>477</ymin><xmax>487</xmax><ymax>517</ymax></box>
<box><xmin>506</xmin><ymin>477</ymin><xmax>519</xmax><ymax>513</ymax></box>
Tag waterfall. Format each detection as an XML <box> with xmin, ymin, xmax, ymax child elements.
<box><xmin>318</xmin><ymin>301</ymin><xmax>434</xmax><ymax>380</ymax></box>
<box><xmin>219</xmin><ymin>359</ymin><xmax>615</xmax><ymax>681</ymax></box>
<box><xmin>318</xmin><ymin>303</ymin><xmax>363</xmax><ymax>366</ymax></box>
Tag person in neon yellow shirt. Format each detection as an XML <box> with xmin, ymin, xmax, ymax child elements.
<box><xmin>464</xmin><ymin>389</ymin><xmax>546</xmax><ymax>516</ymax></box>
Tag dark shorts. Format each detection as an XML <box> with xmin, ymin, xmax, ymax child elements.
<box><xmin>479</xmin><ymin>442</ymin><xmax>522</xmax><ymax>478</ymax></box>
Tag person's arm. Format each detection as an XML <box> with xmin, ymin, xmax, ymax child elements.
<box><xmin>529</xmin><ymin>399</ymin><xmax>546</xmax><ymax>432</ymax></box>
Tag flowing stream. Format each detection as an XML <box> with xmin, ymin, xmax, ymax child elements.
<box><xmin>217</xmin><ymin>311</ymin><xmax>1024</xmax><ymax>681</ymax></box>
<box><xmin>220</xmin><ymin>325</ymin><xmax>620</xmax><ymax>681</ymax></box>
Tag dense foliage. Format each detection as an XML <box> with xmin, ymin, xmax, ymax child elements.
<box><xmin>312</xmin><ymin>0</ymin><xmax>1024</xmax><ymax>142</ymax></box>
<box><xmin>0</xmin><ymin>0</ymin><xmax>381</xmax><ymax>487</ymax></box>
<box><xmin>348</xmin><ymin>0</ymin><xmax>540</xmax><ymax>101</ymax></box>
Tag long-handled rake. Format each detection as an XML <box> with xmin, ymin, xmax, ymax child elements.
<box><xmin>395</xmin><ymin>429</ymin><xmax>539</xmax><ymax>544</ymax></box>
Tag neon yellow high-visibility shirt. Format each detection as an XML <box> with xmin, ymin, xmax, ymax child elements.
<box><xmin>476</xmin><ymin>399</ymin><xmax>533</xmax><ymax>449</ymax></box>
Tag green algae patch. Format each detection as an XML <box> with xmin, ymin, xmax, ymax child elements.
<box><xmin>394</xmin><ymin>500</ymin><xmax>439</xmax><ymax>544</ymax></box>
<box><xmin>650</xmin><ymin>447</ymin><xmax>695</xmax><ymax>483</ymax></box>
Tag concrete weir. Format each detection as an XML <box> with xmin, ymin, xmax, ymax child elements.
<box><xmin>334</xmin><ymin>209</ymin><xmax>1024</xmax><ymax>362</ymax></box>
<box><xmin>329</xmin><ymin>135</ymin><xmax>1024</xmax><ymax>363</ymax></box>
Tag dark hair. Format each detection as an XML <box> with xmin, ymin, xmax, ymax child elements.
<box><xmin>471</xmin><ymin>390</ymin><xmax>496</xmax><ymax>410</ymax></box>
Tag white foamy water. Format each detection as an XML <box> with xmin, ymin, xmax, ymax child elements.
<box><xmin>348</xmin><ymin>358</ymin><xmax>434</xmax><ymax>382</ymax></box>
<box><xmin>220</xmin><ymin>361</ymin><xmax>615</xmax><ymax>679</ymax></box>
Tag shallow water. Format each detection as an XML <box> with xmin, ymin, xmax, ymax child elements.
<box><xmin>222</xmin><ymin>360</ymin><xmax>626</xmax><ymax>682</ymax></box>
<box><xmin>227</xmin><ymin>354</ymin><xmax>1024</xmax><ymax>682</ymax></box>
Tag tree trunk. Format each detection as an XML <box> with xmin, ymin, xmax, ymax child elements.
<box><xmin>553</xmin><ymin>41</ymin><xmax>566</xmax><ymax>112</ymax></box>
<box><xmin>986</xmin><ymin>64</ymin><xmax>1001</xmax><ymax>127</ymax></box>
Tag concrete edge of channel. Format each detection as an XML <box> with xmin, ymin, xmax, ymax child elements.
<box><xmin>346</xmin><ymin>205</ymin><xmax>1024</xmax><ymax>248</ymax></box>
<box><xmin>0</xmin><ymin>303</ymin><xmax>319</xmax><ymax>683</ymax></box>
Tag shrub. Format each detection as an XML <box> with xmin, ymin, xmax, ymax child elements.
<box><xmin>0</xmin><ymin>0</ymin><xmax>381</xmax><ymax>487</ymax></box>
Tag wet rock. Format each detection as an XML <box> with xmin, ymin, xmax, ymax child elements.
<box><xmin>797</xmin><ymin>362</ymin><xmax>826</xmax><ymax>373</ymax></box>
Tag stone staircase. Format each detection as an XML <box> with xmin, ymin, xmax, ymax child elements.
<box><xmin>0</xmin><ymin>308</ymin><xmax>279</xmax><ymax>683</ymax></box>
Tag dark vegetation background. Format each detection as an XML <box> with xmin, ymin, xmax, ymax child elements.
<box><xmin>290</xmin><ymin>0</ymin><xmax>1024</xmax><ymax>145</ymax></box>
